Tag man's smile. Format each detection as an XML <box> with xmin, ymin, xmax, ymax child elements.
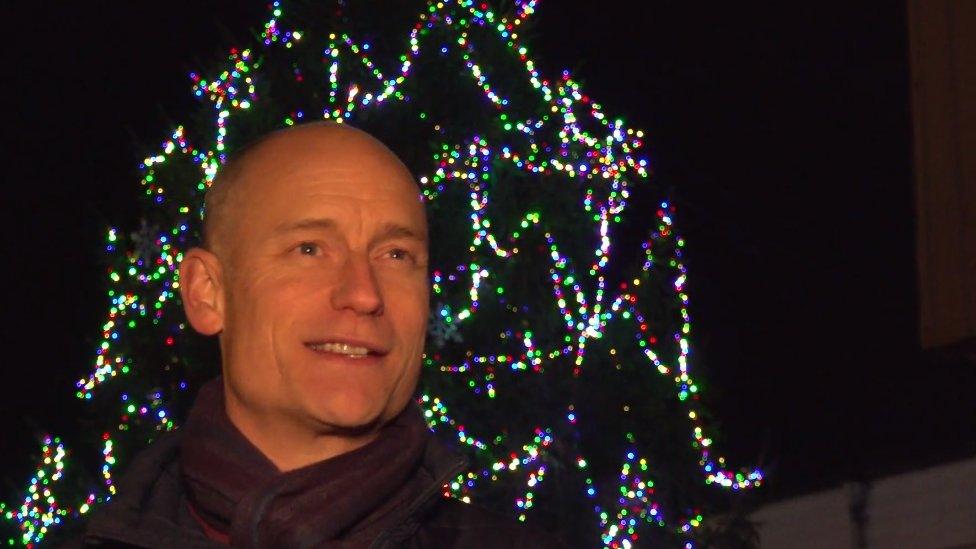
<box><xmin>304</xmin><ymin>338</ymin><xmax>388</xmax><ymax>358</ymax></box>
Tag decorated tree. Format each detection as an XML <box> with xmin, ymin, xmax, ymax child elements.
<box><xmin>3</xmin><ymin>1</ymin><xmax>762</xmax><ymax>547</ymax></box>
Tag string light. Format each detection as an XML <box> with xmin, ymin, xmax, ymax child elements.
<box><xmin>4</xmin><ymin>1</ymin><xmax>760</xmax><ymax>546</ymax></box>
<box><xmin>0</xmin><ymin>436</ymin><xmax>115</xmax><ymax>547</ymax></box>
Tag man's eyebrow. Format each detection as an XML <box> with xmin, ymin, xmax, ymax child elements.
<box><xmin>371</xmin><ymin>222</ymin><xmax>428</xmax><ymax>245</ymax></box>
<box><xmin>273</xmin><ymin>218</ymin><xmax>338</xmax><ymax>234</ymax></box>
<box><xmin>273</xmin><ymin>218</ymin><xmax>427</xmax><ymax>243</ymax></box>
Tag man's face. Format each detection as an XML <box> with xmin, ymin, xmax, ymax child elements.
<box><xmin>215</xmin><ymin>128</ymin><xmax>429</xmax><ymax>434</ymax></box>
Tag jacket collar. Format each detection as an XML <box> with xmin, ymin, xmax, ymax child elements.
<box><xmin>85</xmin><ymin>430</ymin><xmax>222</xmax><ymax>548</ymax></box>
<box><xmin>84</xmin><ymin>421</ymin><xmax>468</xmax><ymax>548</ymax></box>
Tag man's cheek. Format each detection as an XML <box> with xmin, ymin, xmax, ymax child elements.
<box><xmin>393</xmin><ymin>297</ymin><xmax>430</xmax><ymax>337</ymax></box>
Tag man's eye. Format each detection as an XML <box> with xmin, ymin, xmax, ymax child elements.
<box><xmin>388</xmin><ymin>248</ymin><xmax>411</xmax><ymax>261</ymax></box>
<box><xmin>297</xmin><ymin>242</ymin><xmax>319</xmax><ymax>255</ymax></box>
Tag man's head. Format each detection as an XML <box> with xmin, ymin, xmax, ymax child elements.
<box><xmin>178</xmin><ymin>122</ymin><xmax>429</xmax><ymax>463</ymax></box>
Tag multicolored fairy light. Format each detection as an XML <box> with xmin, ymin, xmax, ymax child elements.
<box><xmin>0</xmin><ymin>436</ymin><xmax>115</xmax><ymax>547</ymax></box>
<box><xmin>4</xmin><ymin>1</ymin><xmax>760</xmax><ymax>546</ymax></box>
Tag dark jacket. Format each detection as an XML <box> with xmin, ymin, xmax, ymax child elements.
<box><xmin>61</xmin><ymin>430</ymin><xmax>563</xmax><ymax>548</ymax></box>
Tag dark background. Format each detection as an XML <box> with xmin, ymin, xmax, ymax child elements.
<box><xmin>2</xmin><ymin>1</ymin><xmax>965</xmax><ymax>506</ymax></box>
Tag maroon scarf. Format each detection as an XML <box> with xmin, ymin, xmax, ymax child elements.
<box><xmin>179</xmin><ymin>378</ymin><xmax>430</xmax><ymax>548</ymax></box>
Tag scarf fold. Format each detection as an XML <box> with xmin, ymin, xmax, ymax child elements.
<box><xmin>179</xmin><ymin>378</ymin><xmax>432</xmax><ymax>548</ymax></box>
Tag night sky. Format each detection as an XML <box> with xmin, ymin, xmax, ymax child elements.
<box><xmin>3</xmin><ymin>1</ymin><xmax>961</xmax><ymax>505</ymax></box>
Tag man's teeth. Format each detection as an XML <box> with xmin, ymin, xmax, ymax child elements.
<box><xmin>307</xmin><ymin>342</ymin><xmax>370</xmax><ymax>356</ymax></box>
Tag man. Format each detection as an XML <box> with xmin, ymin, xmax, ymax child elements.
<box><xmin>73</xmin><ymin>123</ymin><xmax>559</xmax><ymax>547</ymax></box>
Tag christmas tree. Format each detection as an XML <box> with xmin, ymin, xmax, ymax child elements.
<box><xmin>2</xmin><ymin>1</ymin><xmax>762</xmax><ymax>547</ymax></box>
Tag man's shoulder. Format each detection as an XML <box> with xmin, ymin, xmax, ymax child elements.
<box><xmin>55</xmin><ymin>430</ymin><xmax>217</xmax><ymax>548</ymax></box>
<box><xmin>99</xmin><ymin>429</ymin><xmax>185</xmax><ymax>516</ymax></box>
<box><xmin>415</xmin><ymin>498</ymin><xmax>567</xmax><ymax>548</ymax></box>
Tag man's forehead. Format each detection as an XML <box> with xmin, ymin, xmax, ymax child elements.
<box><xmin>237</xmin><ymin>165</ymin><xmax>421</xmax><ymax>207</ymax></box>
<box><xmin>253</xmin><ymin>164</ymin><xmax>411</xmax><ymax>183</ymax></box>
<box><xmin>248</xmin><ymin>125</ymin><xmax>396</xmax><ymax>164</ymax></box>
<box><xmin>205</xmin><ymin>123</ymin><xmax>424</xmax><ymax>244</ymax></box>
<box><xmin>240</xmin><ymin>134</ymin><xmax>415</xmax><ymax>184</ymax></box>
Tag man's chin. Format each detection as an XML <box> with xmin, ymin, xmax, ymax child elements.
<box><xmin>316</xmin><ymin>412</ymin><xmax>382</xmax><ymax>437</ymax></box>
<box><xmin>302</xmin><ymin>395</ymin><xmax>389</xmax><ymax>436</ymax></box>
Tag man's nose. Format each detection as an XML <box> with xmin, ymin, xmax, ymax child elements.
<box><xmin>330</xmin><ymin>254</ymin><xmax>384</xmax><ymax>316</ymax></box>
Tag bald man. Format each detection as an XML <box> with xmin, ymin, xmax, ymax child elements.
<box><xmin>72</xmin><ymin>123</ymin><xmax>560</xmax><ymax>548</ymax></box>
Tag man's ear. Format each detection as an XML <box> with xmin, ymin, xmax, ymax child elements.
<box><xmin>178</xmin><ymin>247</ymin><xmax>225</xmax><ymax>336</ymax></box>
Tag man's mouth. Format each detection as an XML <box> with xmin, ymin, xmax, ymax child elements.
<box><xmin>305</xmin><ymin>341</ymin><xmax>380</xmax><ymax>358</ymax></box>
